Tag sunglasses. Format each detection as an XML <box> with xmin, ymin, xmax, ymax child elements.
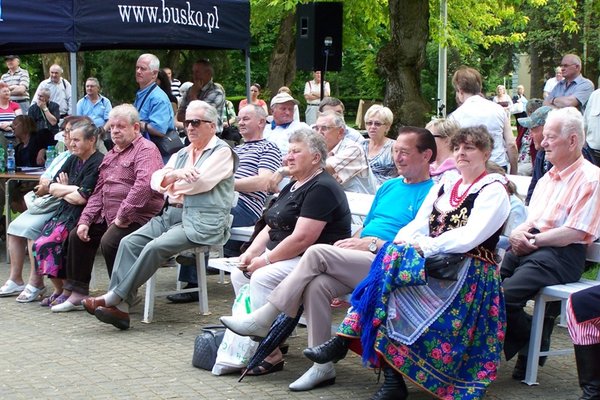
<box><xmin>366</xmin><ymin>121</ymin><xmax>384</xmax><ymax>127</ymax></box>
<box><xmin>184</xmin><ymin>119</ymin><xmax>213</xmax><ymax>128</ymax></box>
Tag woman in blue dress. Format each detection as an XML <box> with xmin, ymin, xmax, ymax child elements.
<box><xmin>306</xmin><ymin>125</ymin><xmax>510</xmax><ymax>400</ymax></box>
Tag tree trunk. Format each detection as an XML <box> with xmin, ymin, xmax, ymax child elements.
<box><xmin>378</xmin><ymin>0</ymin><xmax>430</xmax><ymax>132</ymax></box>
<box><xmin>266</xmin><ymin>12</ymin><xmax>297</xmax><ymax>98</ymax></box>
<box><xmin>528</xmin><ymin>44</ymin><xmax>544</xmax><ymax>99</ymax></box>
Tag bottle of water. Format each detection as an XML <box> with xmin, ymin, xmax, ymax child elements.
<box><xmin>0</xmin><ymin>147</ymin><xmax>5</xmax><ymax>173</ymax></box>
<box><xmin>6</xmin><ymin>142</ymin><xmax>15</xmax><ymax>173</ymax></box>
<box><xmin>45</xmin><ymin>145</ymin><xmax>55</xmax><ymax>169</ymax></box>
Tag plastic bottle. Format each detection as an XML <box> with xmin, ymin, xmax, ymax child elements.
<box><xmin>45</xmin><ymin>145</ymin><xmax>55</xmax><ymax>169</ymax></box>
<box><xmin>6</xmin><ymin>142</ymin><xmax>15</xmax><ymax>173</ymax></box>
<box><xmin>0</xmin><ymin>147</ymin><xmax>5</xmax><ymax>173</ymax></box>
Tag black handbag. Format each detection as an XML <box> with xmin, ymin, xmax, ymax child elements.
<box><xmin>425</xmin><ymin>253</ymin><xmax>466</xmax><ymax>281</ymax></box>
<box><xmin>220</xmin><ymin>104</ymin><xmax>241</xmax><ymax>145</ymax></box>
<box><xmin>192</xmin><ymin>325</ymin><xmax>226</xmax><ymax>371</ymax></box>
<box><xmin>151</xmin><ymin>129</ymin><xmax>185</xmax><ymax>156</ymax></box>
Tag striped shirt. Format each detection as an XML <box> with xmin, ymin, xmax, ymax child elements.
<box><xmin>566</xmin><ymin>293</ymin><xmax>600</xmax><ymax>345</ymax></box>
<box><xmin>329</xmin><ymin>136</ymin><xmax>377</xmax><ymax>194</ymax></box>
<box><xmin>234</xmin><ymin>139</ymin><xmax>281</xmax><ymax>218</ymax></box>
<box><xmin>0</xmin><ymin>102</ymin><xmax>21</xmax><ymax>126</ymax></box>
<box><xmin>171</xmin><ymin>78</ymin><xmax>181</xmax><ymax>98</ymax></box>
<box><xmin>1</xmin><ymin>67</ymin><xmax>30</xmax><ymax>102</ymax></box>
<box><xmin>527</xmin><ymin>156</ymin><xmax>600</xmax><ymax>243</ymax></box>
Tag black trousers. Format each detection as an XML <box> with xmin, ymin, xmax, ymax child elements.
<box><xmin>501</xmin><ymin>244</ymin><xmax>586</xmax><ymax>359</ymax></box>
<box><xmin>63</xmin><ymin>221</ymin><xmax>142</xmax><ymax>295</ymax></box>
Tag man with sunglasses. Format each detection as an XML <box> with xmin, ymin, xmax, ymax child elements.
<box><xmin>544</xmin><ymin>54</ymin><xmax>594</xmax><ymax>111</ymax></box>
<box><xmin>83</xmin><ymin>100</ymin><xmax>238</xmax><ymax>330</ymax></box>
<box><xmin>167</xmin><ymin>104</ymin><xmax>282</xmax><ymax>304</ymax></box>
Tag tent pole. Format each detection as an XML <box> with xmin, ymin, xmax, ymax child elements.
<box><xmin>245</xmin><ymin>48</ymin><xmax>251</xmax><ymax>102</ymax></box>
<box><xmin>70</xmin><ymin>52</ymin><xmax>77</xmax><ymax>116</ymax></box>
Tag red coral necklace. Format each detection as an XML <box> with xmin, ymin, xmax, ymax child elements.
<box><xmin>449</xmin><ymin>170</ymin><xmax>487</xmax><ymax>207</ymax></box>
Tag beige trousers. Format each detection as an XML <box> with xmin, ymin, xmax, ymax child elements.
<box><xmin>268</xmin><ymin>244</ymin><xmax>375</xmax><ymax>347</ymax></box>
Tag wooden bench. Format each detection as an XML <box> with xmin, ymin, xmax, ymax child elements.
<box><xmin>523</xmin><ymin>241</ymin><xmax>600</xmax><ymax>385</ymax></box>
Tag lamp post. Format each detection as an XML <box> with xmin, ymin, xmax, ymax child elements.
<box><xmin>321</xmin><ymin>36</ymin><xmax>332</xmax><ymax>101</ymax></box>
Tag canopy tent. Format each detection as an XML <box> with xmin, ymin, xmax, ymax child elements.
<box><xmin>0</xmin><ymin>0</ymin><xmax>251</xmax><ymax>107</ymax></box>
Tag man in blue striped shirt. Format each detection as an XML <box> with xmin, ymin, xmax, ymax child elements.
<box><xmin>168</xmin><ymin>104</ymin><xmax>282</xmax><ymax>303</ymax></box>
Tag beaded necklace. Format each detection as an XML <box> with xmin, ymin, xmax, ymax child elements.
<box><xmin>449</xmin><ymin>170</ymin><xmax>487</xmax><ymax>207</ymax></box>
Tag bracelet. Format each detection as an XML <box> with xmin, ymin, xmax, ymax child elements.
<box><xmin>263</xmin><ymin>253</ymin><xmax>272</xmax><ymax>265</ymax></box>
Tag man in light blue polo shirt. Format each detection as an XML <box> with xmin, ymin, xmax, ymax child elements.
<box><xmin>133</xmin><ymin>53</ymin><xmax>174</xmax><ymax>148</ymax></box>
<box><xmin>76</xmin><ymin>77</ymin><xmax>112</xmax><ymax>130</ymax></box>
<box><xmin>544</xmin><ymin>54</ymin><xmax>594</xmax><ymax>110</ymax></box>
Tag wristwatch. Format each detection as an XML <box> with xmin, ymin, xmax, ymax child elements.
<box><xmin>368</xmin><ymin>238</ymin><xmax>378</xmax><ymax>254</ymax></box>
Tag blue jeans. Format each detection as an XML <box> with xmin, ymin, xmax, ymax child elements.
<box><xmin>178</xmin><ymin>202</ymin><xmax>260</xmax><ymax>284</ymax></box>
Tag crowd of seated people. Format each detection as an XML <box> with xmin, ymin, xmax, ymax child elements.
<box><xmin>1</xmin><ymin>54</ymin><xmax>599</xmax><ymax>400</ymax></box>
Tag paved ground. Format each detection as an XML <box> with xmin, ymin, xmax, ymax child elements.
<box><xmin>0</xmin><ymin>250</ymin><xmax>584</xmax><ymax>399</ymax></box>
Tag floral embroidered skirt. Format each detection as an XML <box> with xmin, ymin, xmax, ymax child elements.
<box><xmin>338</xmin><ymin>256</ymin><xmax>506</xmax><ymax>400</ymax></box>
<box><xmin>33</xmin><ymin>219</ymin><xmax>69</xmax><ymax>279</ymax></box>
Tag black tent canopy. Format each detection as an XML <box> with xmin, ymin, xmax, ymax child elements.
<box><xmin>0</xmin><ymin>0</ymin><xmax>251</xmax><ymax>105</ymax></box>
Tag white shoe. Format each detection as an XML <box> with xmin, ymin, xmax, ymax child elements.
<box><xmin>289</xmin><ymin>364</ymin><xmax>336</xmax><ymax>392</ymax></box>
<box><xmin>51</xmin><ymin>301</ymin><xmax>85</xmax><ymax>313</ymax></box>
<box><xmin>220</xmin><ymin>314</ymin><xmax>270</xmax><ymax>339</ymax></box>
<box><xmin>0</xmin><ymin>280</ymin><xmax>26</xmax><ymax>297</ymax></box>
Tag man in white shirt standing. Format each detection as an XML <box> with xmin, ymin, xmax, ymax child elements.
<box><xmin>32</xmin><ymin>64</ymin><xmax>71</xmax><ymax>118</ymax></box>
<box><xmin>584</xmin><ymin>81</ymin><xmax>600</xmax><ymax>166</ymax></box>
<box><xmin>448</xmin><ymin>66</ymin><xmax>518</xmax><ymax>173</ymax></box>
<box><xmin>543</xmin><ymin>67</ymin><xmax>563</xmax><ymax>99</ymax></box>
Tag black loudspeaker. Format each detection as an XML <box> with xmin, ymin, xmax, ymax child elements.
<box><xmin>296</xmin><ymin>2</ymin><xmax>343</xmax><ymax>72</ymax></box>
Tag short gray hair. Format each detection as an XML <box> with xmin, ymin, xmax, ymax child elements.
<box><xmin>546</xmin><ymin>107</ymin><xmax>585</xmax><ymax>150</ymax></box>
<box><xmin>187</xmin><ymin>100</ymin><xmax>219</xmax><ymax>124</ymax></box>
<box><xmin>109</xmin><ymin>104</ymin><xmax>140</xmax><ymax>125</ymax></box>
<box><xmin>139</xmin><ymin>53</ymin><xmax>160</xmax><ymax>72</ymax></box>
<box><xmin>243</xmin><ymin>104</ymin><xmax>267</xmax><ymax>120</ymax></box>
<box><xmin>49</xmin><ymin>64</ymin><xmax>63</xmax><ymax>74</ymax></box>
<box><xmin>39</xmin><ymin>88</ymin><xmax>51</xmax><ymax>98</ymax></box>
<box><xmin>289</xmin><ymin>128</ymin><xmax>328</xmax><ymax>168</ymax></box>
<box><xmin>318</xmin><ymin>110</ymin><xmax>345</xmax><ymax>127</ymax></box>
<box><xmin>86</xmin><ymin>77</ymin><xmax>100</xmax><ymax>87</ymax></box>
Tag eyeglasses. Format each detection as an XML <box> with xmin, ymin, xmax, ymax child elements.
<box><xmin>184</xmin><ymin>119</ymin><xmax>213</xmax><ymax>128</ymax></box>
<box><xmin>432</xmin><ymin>134</ymin><xmax>445</xmax><ymax>138</ymax></box>
<box><xmin>313</xmin><ymin>125</ymin><xmax>337</xmax><ymax>132</ymax></box>
<box><xmin>366</xmin><ymin>121</ymin><xmax>385</xmax><ymax>128</ymax></box>
<box><xmin>560</xmin><ymin>63</ymin><xmax>576</xmax><ymax>68</ymax></box>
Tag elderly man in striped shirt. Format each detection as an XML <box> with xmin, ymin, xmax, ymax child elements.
<box><xmin>501</xmin><ymin>107</ymin><xmax>600</xmax><ymax>380</ymax></box>
<box><xmin>168</xmin><ymin>103</ymin><xmax>282</xmax><ymax>303</ymax></box>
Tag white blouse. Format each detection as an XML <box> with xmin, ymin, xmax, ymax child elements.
<box><xmin>394</xmin><ymin>173</ymin><xmax>511</xmax><ymax>257</ymax></box>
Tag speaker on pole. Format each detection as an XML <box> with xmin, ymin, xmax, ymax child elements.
<box><xmin>296</xmin><ymin>2</ymin><xmax>343</xmax><ymax>72</ymax></box>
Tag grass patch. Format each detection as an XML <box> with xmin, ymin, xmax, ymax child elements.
<box><xmin>583</xmin><ymin>264</ymin><xmax>600</xmax><ymax>280</ymax></box>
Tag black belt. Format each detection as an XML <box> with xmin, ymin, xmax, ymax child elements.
<box><xmin>15</xmin><ymin>99</ymin><xmax>28</xmax><ymax>103</ymax></box>
<box><xmin>169</xmin><ymin>203</ymin><xmax>183</xmax><ymax>208</ymax></box>
<box><xmin>60</xmin><ymin>114</ymin><xmax>68</xmax><ymax>118</ymax></box>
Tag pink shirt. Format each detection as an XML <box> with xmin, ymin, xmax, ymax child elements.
<box><xmin>527</xmin><ymin>156</ymin><xmax>600</xmax><ymax>244</ymax></box>
<box><xmin>78</xmin><ymin>136</ymin><xmax>165</xmax><ymax>227</ymax></box>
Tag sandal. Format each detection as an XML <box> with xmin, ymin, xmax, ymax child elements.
<box><xmin>244</xmin><ymin>359</ymin><xmax>284</xmax><ymax>376</ymax></box>
<box><xmin>40</xmin><ymin>292</ymin><xmax>61</xmax><ymax>307</ymax></box>
<box><xmin>50</xmin><ymin>294</ymin><xmax>69</xmax><ymax>307</ymax></box>
<box><xmin>0</xmin><ymin>279</ymin><xmax>26</xmax><ymax>297</ymax></box>
<box><xmin>16</xmin><ymin>284</ymin><xmax>46</xmax><ymax>303</ymax></box>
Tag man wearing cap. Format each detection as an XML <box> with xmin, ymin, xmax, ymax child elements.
<box><xmin>1</xmin><ymin>55</ymin><xmax>30</xmax><ymax>113</ymax></box>
<box><xmin>520</xmin><ymin>106</ymin><xmax>596</xmax><ymax>204</ymax></box>
<box><xmin>544</xmin><ymin>54</ymin><xmax>594</xmax><ymax>110</ymax></box>
<box><xmin>32</xmin><ymin>64</ymin><xmax>72</xmax><ymax>118</ymax></box>
<box><xmin>263</xmin><ymin>92</ymin><xmax>310</xmax><ymax>157</ymax></box>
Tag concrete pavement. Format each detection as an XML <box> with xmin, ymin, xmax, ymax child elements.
<box><xmin>0</xmin><ymin>251</ymin><xmax>583</xmax><ymax>399</ymax></box>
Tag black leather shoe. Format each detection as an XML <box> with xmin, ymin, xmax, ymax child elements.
<box><xmin>304</xmin><ymin>336</ymin><xmax>349</xmax><ymax>364</ymax></box>
<box><xmin>166</xmin><ymin>291</ymin><xmax>199</xmax><ymax>303</ymax></box>
<box><xmin>370</xmin><ymin>366</ymin><xmax>408</xmax><ymax>400</ymax></box>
